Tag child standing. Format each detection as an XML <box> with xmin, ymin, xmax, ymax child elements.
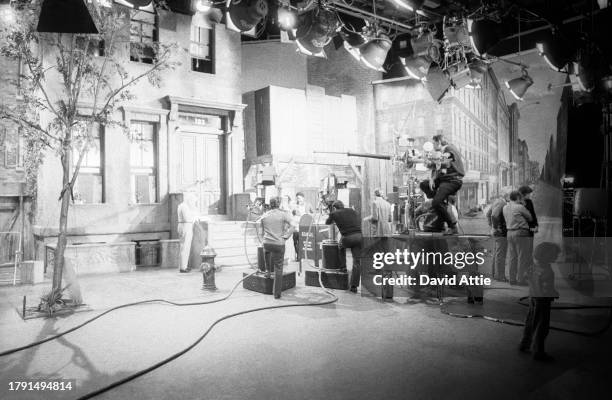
<box><xmin>519</xmin><ymin>242</ymin><xmax>561</xmax><ymax>361</ymax></box>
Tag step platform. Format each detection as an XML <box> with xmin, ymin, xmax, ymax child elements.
<box><xmin>243</xmin><ymin>271</ymin><xmax>296</xmax><ymax>295</ymax></box>
<box><xmin>305</xmin><ymin>270</ymin><xmax>349</xmax><ymax>290</ymax></box>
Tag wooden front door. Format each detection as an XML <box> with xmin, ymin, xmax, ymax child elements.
<box><xmin>178</xmin><ymin>132</ymin><xmax>225</xmax><ymax>215</ymax></box>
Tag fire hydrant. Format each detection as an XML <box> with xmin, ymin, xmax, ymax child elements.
<box><xmin>200</xmin><ymin>246</ymin><xmax>217</xmax><ymax>291</ymax></box>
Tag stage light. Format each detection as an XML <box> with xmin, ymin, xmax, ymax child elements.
<box><xmin>341</xmin><ymin>31</ymin><xmax>367</xmax><ymax>61</ymax></box>
<box><xmin>226</xmin><ymin>0</ymin><xmax>268</xmax><ymax>33</ymax></box>
<box><xmin>535</xmin><ymin>31</ymin><xmax>573</xmax><ymax>72</ymax></box>
<box><xmin>444</xmin><ymin>17</ymin><xmax>470</xmax><ymax>48</ymax></box>
<box><xmin>466</xmin><ymin>60</ymin><xmax>487</xmax><ymax>89</ymax></box>
<box><xmin>277</xmin><ymin>6</ymin><xmax>297</xmax><ymax>30</ymax></box>
<box><xmin>391</xmin><ymin>0</ymin><xmax>425</xmax><ymax>12</ymax></box>
<box><xmin>295</xmin><ymin>7</ymin><xmax>340</xmax><ymax>58</ymax></box>
<box><xmin>569</xmin><ymin>62</ymin><xmax>595</xmax><ymax>92</ymax></box>
<box><xmin>359</xmin><ymin>33</ymin><xmax>392</xmax><ymax>72</ymax></box>
<box><xmin>123</xmin><ymin>0</ymin><xmax>153</xmax><ymax>6</ymax></box>
<box><xmin>505</xmin><ymin>69</ymin><xmax>533</xmax><ymax>101</ymax></box>
<box><xmin>425</xmin><ymin>63</ymin><xmax>452</xmax><ymax>102</ymax></box>
<box><xmin>411</xmin><ymin>29</ymin><xmax>442</xmax><ymax>63</ymax></box>
<box><xmin>37</xmin><ymin>0</ymin><xmax>98</xmax><ymax>33</ymax></box>
<box><xmin>467</xmin><ymin>18</ymin><xmax>501</xmax><ymax>56</ymax></box>
<box><xmin>448</xmin><ymin>60</ymin><xmax>471</xmax><ymax>89</ymax></box>
<box><xmin>603</xmin><ymin>75</ymin><xmax>612</xmax><ymax>93</ymax></box>
<box><xmin>597</xmin><ymin>0</ymin><xmax>609</xmax><ymax>9</ymax></box>
<box><xmin>195</xmin><ymin>0</ymin><xmax>212</xmax><ymax>12</ymax></box>
<box><xmin>401</xmin><ymin>56</ymin><xmax>431</xmax><ymax>81</ymax></box>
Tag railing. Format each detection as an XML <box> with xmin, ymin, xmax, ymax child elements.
<box><xmin>0</xmin><ymin>231</ymin><xmax>22</xmax><ymax>285</ymax></box>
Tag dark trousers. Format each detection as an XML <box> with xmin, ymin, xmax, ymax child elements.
<box><xmin>507</xmin><ymin>229</ymin><xmax>531</xmax><ymax>283</ymax></box>
<box><xmin>263</xmin><ymin>243</ymin><xmax>285</xmax><ymax>298</ymax></box>
<box><xmin>292</xmin><ymin>231</ymin><xmax>300</xmax><ymax>260</ymax></box>
<box><xmin>338</xmin><ymin>233</ymin><xmax>363</xmax><ymax>289</ymax></box>
<box><xmin>521</xmin><ymin>297</ymin><xmax>552</xmax><ymax>354</ymax></box>
<box><xmin>420</xmin><ymin>179</ymin><xmax>462</xmax><ymax>226</ymax></box>
<box><xmin>492</xmin><ymin>236</ymin><xmax>508</xmax><ymax>280</ymax></box>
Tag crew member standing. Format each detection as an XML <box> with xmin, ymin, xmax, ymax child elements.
<box><xmin>519</xmin><ymin>186</ymin><xmax>539</xmax><ymax>262</ymax></box>
<box><xmin>487</xmin><ymin>192</ymin><xmax>509</xmax><ymax>281</ymax></box>
<box><xmin>503</xmin><ymin>191</ymin><xmax>533</xmax><ymax>285</ymax></box>
<box><xmin>371</xmin><ymin>189</ymin><xmax>393</xmax><ymax>236</ymax></box>
<box><xmin>177</xmin><ymin>191</ymin><xmax>198</xmax><ymax>273</ymax></box>
<box><xmin>291</xmin><ymin>192</ymin><xmax>313</xmax><ymax>261</ymax></box>
<box><xmin>420</xmin><ymin>134</ymin><xmax>465</xmax><ymax>235</ymax></box>
<box><xmin>260</xmin><ymin>197</ymin><xmax>295</xmax><ymax>299</ymax></box>
<box><xmin>520</xmin><ymin>242</ymin><xmax>560</xmax><ymax>361</ymax></box>
<box><xmin>326</xmin><ymin>201</ymin><xmax>363</xmax><ymax>293</ymax></box>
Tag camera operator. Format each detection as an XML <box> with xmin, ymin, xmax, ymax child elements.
<box><xmin>419</xmin><ymin>134</ymin><xmax>465</xmax><ymax>235</ymax></box>
<box><xmin>325</xmin><ymin>201</ymin><xmax>362</xmax><ymax>293</ymax></box>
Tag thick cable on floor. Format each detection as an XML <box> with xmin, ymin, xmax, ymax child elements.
<box><xmin>0</xmin><ymin>271</ymin><xmax>257</xmax><ymax>357</ymax></box>
<box><xmin>76</xmin><ymin>291</ymin><xmax>337</xmax><ymax>399</ymax></box>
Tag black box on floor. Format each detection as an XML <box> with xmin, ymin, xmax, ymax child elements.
<box><xmin>305</xmin><ymin>270</ymin><xmax>349</xmax><ymax>290</ymax></box>
<box><xmin>243</xmin><ymin>272</ymin><xmax>296</xmax><ymax>295</ymax></box>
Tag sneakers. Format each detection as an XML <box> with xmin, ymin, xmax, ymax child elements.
<box><xmin>349</xmin><ymin>286</ymin><xmax>358</xmax><ymax>293</ymax></box>
<box><xmin>179</xmin><ymin>269</ymin><xmax>191</xmax><ymax>273</ymax></box>
<box><xmin>467</xmin><ymin>297</ymin><xmax>475</xmax><ymax>304</ymax></box>
<box><xmin>518</xmin><ymin>344</ymin><xmax>531</xmax><ymax>354</ymax></box>
<box><xmin>475</xmin><ymin>297</ymin><xmax>484</xmax><ymax>304</ymax></box>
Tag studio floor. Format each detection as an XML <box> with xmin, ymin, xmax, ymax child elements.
<box><xmin>0</xmin><ymin>264</ymin><xmax>611</xmax><ymax>400</ymax></box>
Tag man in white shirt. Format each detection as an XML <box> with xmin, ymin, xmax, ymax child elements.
<box><xmin>177</xmin><ymin>191</ymin><xmax>198</xmax><ymax>273</ymax></box>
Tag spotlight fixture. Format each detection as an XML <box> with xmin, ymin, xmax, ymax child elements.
<box><xmin>467</xmin><ymin>18</ymin><xmax>501</xmax><ymax>56</ymax></box>
<box><xmin>443</xmin><ymin>17</ymin><xmax>470</xmax><ymax>49</ymax></box>
<box><xmin>225</xmin><ymin>0</ymin><xmax>268</xmax><ymax>33</ymax></box>
<box><xmin>391</xmin><ymin>0</ymin><xmax>425</xmax><ymax>12</ymax></box>
<box><xmin>425</xmin><ymin>63</ymin><xmax>452</xmax><ymax>102</ymax></box>
<box><xmin>295</xmin><ymin>7</ymin><xmax>340</xmax><ymax>58</ymax></box>
<box><xmin>569</xmin><ymin>62</ymin><xmax>594</xmax><ymax>92</ymax></box>
<box><xmin>448</xmin><ymin>60</ymin><xmax>472</xmax><ymax>89</ymax></box>
<box><xmin>410</xmin><ymin>28</ymin><xmax>442</xmax><ymax>64</ymax></box>
<box><xmin>505</xmin><ymin>69</ymin><xmax>533</xmax><ymax>101</ymax></box>
<box><xmin>466</xmin><ymin>60</ymin><xmax>487</xmax><ymax>89</ymax></box>
<box><xmin>359</xmin><ymin>33</ymin><xmax>392</xmax><ymax>72</ymax></box>
<box><xmin>195</xmin><ymin>0</ymin><xmax>212</xmax><ymax>12</ymax></box>
<box><xmin>122</xmin><ymin>0</ymin><xmax>153</xmax><ymax>6</ymax></box>
<box><xmin>277</xmin><ymin>6</ymin><xmax>297</xmax><ymax>30</ymax></box>
<box><xmin>37</xmin><ymin>0</ymin><xmax>98</xmax><ymax>33</ymax></box>
<box><xmin>341</xmin><ymin>31</ymin><xmax>367</xmax><ymax>61</ymax></box>
<box><xmin>535</xmin><ymin>31</ymin><xmax>573</xmax><ymax>72</ymax></box>
<box><xmin>401</xmin><ymin>56</ymin><xmax>431</xmax><ymax>81</ymax></box>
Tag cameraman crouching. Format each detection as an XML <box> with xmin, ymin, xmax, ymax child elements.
<box><xmin>420</xmin><ymin>134</ymin><xmax>465</xmax><ymax>235</ymax></box>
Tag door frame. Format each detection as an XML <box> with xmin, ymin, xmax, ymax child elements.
<box><xmin>175</xmin><ymin>123</ymin><xmax>227</xmax><ymax>215</ymax></box>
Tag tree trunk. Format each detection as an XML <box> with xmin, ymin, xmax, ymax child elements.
<box><xmin>51</xmin><ymin>148</ymin><xmax>72</xmax><ymax>294</ymax></box>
